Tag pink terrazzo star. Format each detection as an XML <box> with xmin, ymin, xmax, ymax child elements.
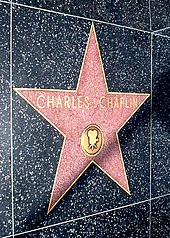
<box><xmin>15</xmin><ymin>23</ymin><xmax>149</xmax><ymax>213</ymax></box>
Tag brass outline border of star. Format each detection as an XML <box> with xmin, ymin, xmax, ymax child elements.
<box><xmin>14</xmin><ymin>23</ymin><xmax>150</xmax><ymax>213</ymax></box>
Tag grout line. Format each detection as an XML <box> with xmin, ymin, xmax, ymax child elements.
<box><xmin>0</xmin><ymin>0</ymin><xmax>10</xmax><ymax>4</ymax></box>
<box><xmin>153</xmin><ymin>33</ymin><xmax>170</xmax><ymax>39</ymax></box>
<box><xmin>11</xmin><ymin>2</ymin><xmax>151</xmax><ymax>34</ymax></box>
<box><xmin>153</xmin><ymin>26</ymin><xmax>170</xmax><ymax>33</ymax></box>
<box><xmin>149</xmin><ymin>32</ymin><xmax>153</xmax><ymax>238</ymax></box>
<box><xmin>10</xmin><ymin>1</ymin><xmax>14</xmax><ymax>238</ymax></box>
<box><xmin>11</xmin><ymin>194</ymin><xmax>170</xmax><ymax>237</ymax></box>
<box><xmin>149</xmin><ymin>0</ymin><xmax>152</xmax><ymax>31</ymax></box>
<box><xmin>10</xmin><ymin>193</ymin><xmax>170</xmax><ymax>237</ymax></box>
<box><xmin>1</xmin><ymin>195</ymin><xmax>169</xmax><ymax>238</ymax></box>
<box><xmin>14</xmin><ymin>199</ymin><xmax>150</xmax><ymax>237</ymax></box>
<box><xmin>2</xmin><ymin>235</ymin><xmax>13</xmax><ymax>238</ymax></box>
<box><xmin>151</xmin><ymin>193</ymin><xmax>170</xmax><ymax>200</ymax></box>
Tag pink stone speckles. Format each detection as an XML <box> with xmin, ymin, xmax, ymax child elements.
<box><xmin>14</xmin><ymin>23</ymin><xmax>150</xmax><ymax>213</ymax></box>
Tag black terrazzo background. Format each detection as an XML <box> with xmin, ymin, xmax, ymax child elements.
<box><xmin>12</xmin><ymin>6</ymin><xmax>151</xmax><ymax>92</ymax></box>
<box><xmin>0</xmin><ymin>0</ymin><xmax>169</xmax><ymax>237</ymax></box>
<box><xmin>12</xmin><ymin>6</ymin><xmax>150</xmax><ymax>233</ymax></box>
<box><xmin>12</xmin><ymin>7</ymin><xmax>91</xmax><ymax>89</ymax></box>
<box><xmin>96</xmin><ymin>23</ymin><xmax>151</xmax><ymax>93</ymax></box>
<box><xmin>13</xmin><ymin>0</ymin><xmax>150</xmax><ymax>31</ymax></box>
<box><xmin>0</xmin><ymin>3</ymin><xmax>12</xmax><ymax>237</ymax></box>
<box><xmin>12</xmin><ymin>0</ymin><xmax>170</xmax><ymax>32</ymax></box>
<box><xmin>151</xmin><ymin>196</ymin><xmax>170</xmax><ymax>238</ymax></box>
<box><xmin>152</xmin><ymin>35</ymin><xmax>170</xmax><ymax>197</ymax></box>
<box><xmin>151</xmin><ymin>0</ymin><xmax>170</xmax><ymax>31</ymax></box>
<box><xmin>16</xmin><ymin>202</ymin><xmax>150</xmax><ymax>238</ymax></box>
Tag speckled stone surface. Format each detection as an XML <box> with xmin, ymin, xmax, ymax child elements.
<box><xmin>151</xmin><ymin>196</ymin><xmax>170</xmax><ymax>238</ymax></box>
<box><xmin>13</xmin><ymin>0</ymin><xmax>150</xmax><ymax>31</ymax></box>
<box><xmin>12</xmin><ymin>7</ymin><xmax>90</xmax><ymax>89</ymax></box>
<box><xmin>12</xmin><ymin>6</ymin><xmax>151</xmax><ymax>92</ymax></box>
<box><xmin>0</xmin><ymin>3</ymin><xmax>12</xmax><ymax>237</ymax></box>
<box><xmin>0</xmin><ymin>1</ymin><xmax>169</xmax><ymax>237</ymax></box>
<box><xmin>151</xmin><ymin>0</ymin><xmax>170</xmax><ymax>31</ymax></box>
<box><xmin>17</xmin><ymin>202</ymin><xmax>150</xmax><ymax>238</ymax></box>
<box><xmin>152</xmin><ymin>35</ymin><xmax>170</xmax><ymax>197</ymax></box>
<box><xmin>12</xmin><ymin>5</ymin><xmax>151</xmax><ymax>234</ymax></box>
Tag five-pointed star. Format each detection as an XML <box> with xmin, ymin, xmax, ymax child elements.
<box><xmin>14</xmin><ymin>23</ymin><xmax>149</xmax><ymax>213</ymax></box>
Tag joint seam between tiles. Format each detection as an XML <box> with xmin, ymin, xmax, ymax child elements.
<box><xmin>153</xmin><ymin>33</ymin><xmax>170</xmax><ymax>39</ymax></box>
<box><xmin>11</xmin><ymin>199</ymin><xmax>150</xmax><ymax>237</ymax></box>
<box><xmin>148</xmin><ymin>0</ymin><xmax>152</xmax><ymax>31</ymax></box>
<box><xmin>2</xmin><ymin>235</ymin><xmax>13</xmax><ymax>238</ymax></box>
<box><xmin>153</xmin><ymin>26</ymin><xmax>170</xmax><ymax>33</ymax></box>
<box><xmin>6</xmin><ymin>194</ymin><xmax>170</xmax><ymax>237</ymax></box>
<box><xmin>11</xmin><ymin>2</ymin><xmax>151</xmax><ymax>34</ymax></box>
<box><xmin>10</xmin><ymin>1</ymin><xmax>14</xmax><ymax>238</ymax></box>
<box><xmin>149</xmin><ymin>32</ymin><xmax>153</xmax><ymax>238</ymax></box>
<box><xmin>3</xmin><ymin>1</ymin><xmax>170</xmax><ymax>36</ymax></box>
<box><xmin>151</xmin><ymin>193</ymin><xmax>170</xmax><ymax>200</ymax></box>
<box><xmin>0</xmin><ymin>0</ymin><xmax>10</xmax><ymax>4</ymax></box>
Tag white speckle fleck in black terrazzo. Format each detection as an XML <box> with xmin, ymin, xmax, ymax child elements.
<box><xmin>152</xmin><ymin>35</ymin><xmax>170</xmax><ymax>197</ymax></box>
<box><xmin>13</xmin><ymin>0</ymin><xmax>150</xmax><ymax>31</ymax></box>
<box><xmin>0</xmin><ymin>3</ymin><xmax>12</xmax><ymax>237</ymax></box>
<box><xmin>12</xmin><ymin>6</ymin><xmax>151</xmax><ymax>234</ymax></box>
<box><xmin>16</xmin><ymin>202</ymin><xmax>150</xmax><ymax>238</ymax></box>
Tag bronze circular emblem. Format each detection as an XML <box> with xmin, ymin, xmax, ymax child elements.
<box><xmin>81</xmin><ymin>124</ymin><xmax>104</xmax><ymax>157</ymax></box>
